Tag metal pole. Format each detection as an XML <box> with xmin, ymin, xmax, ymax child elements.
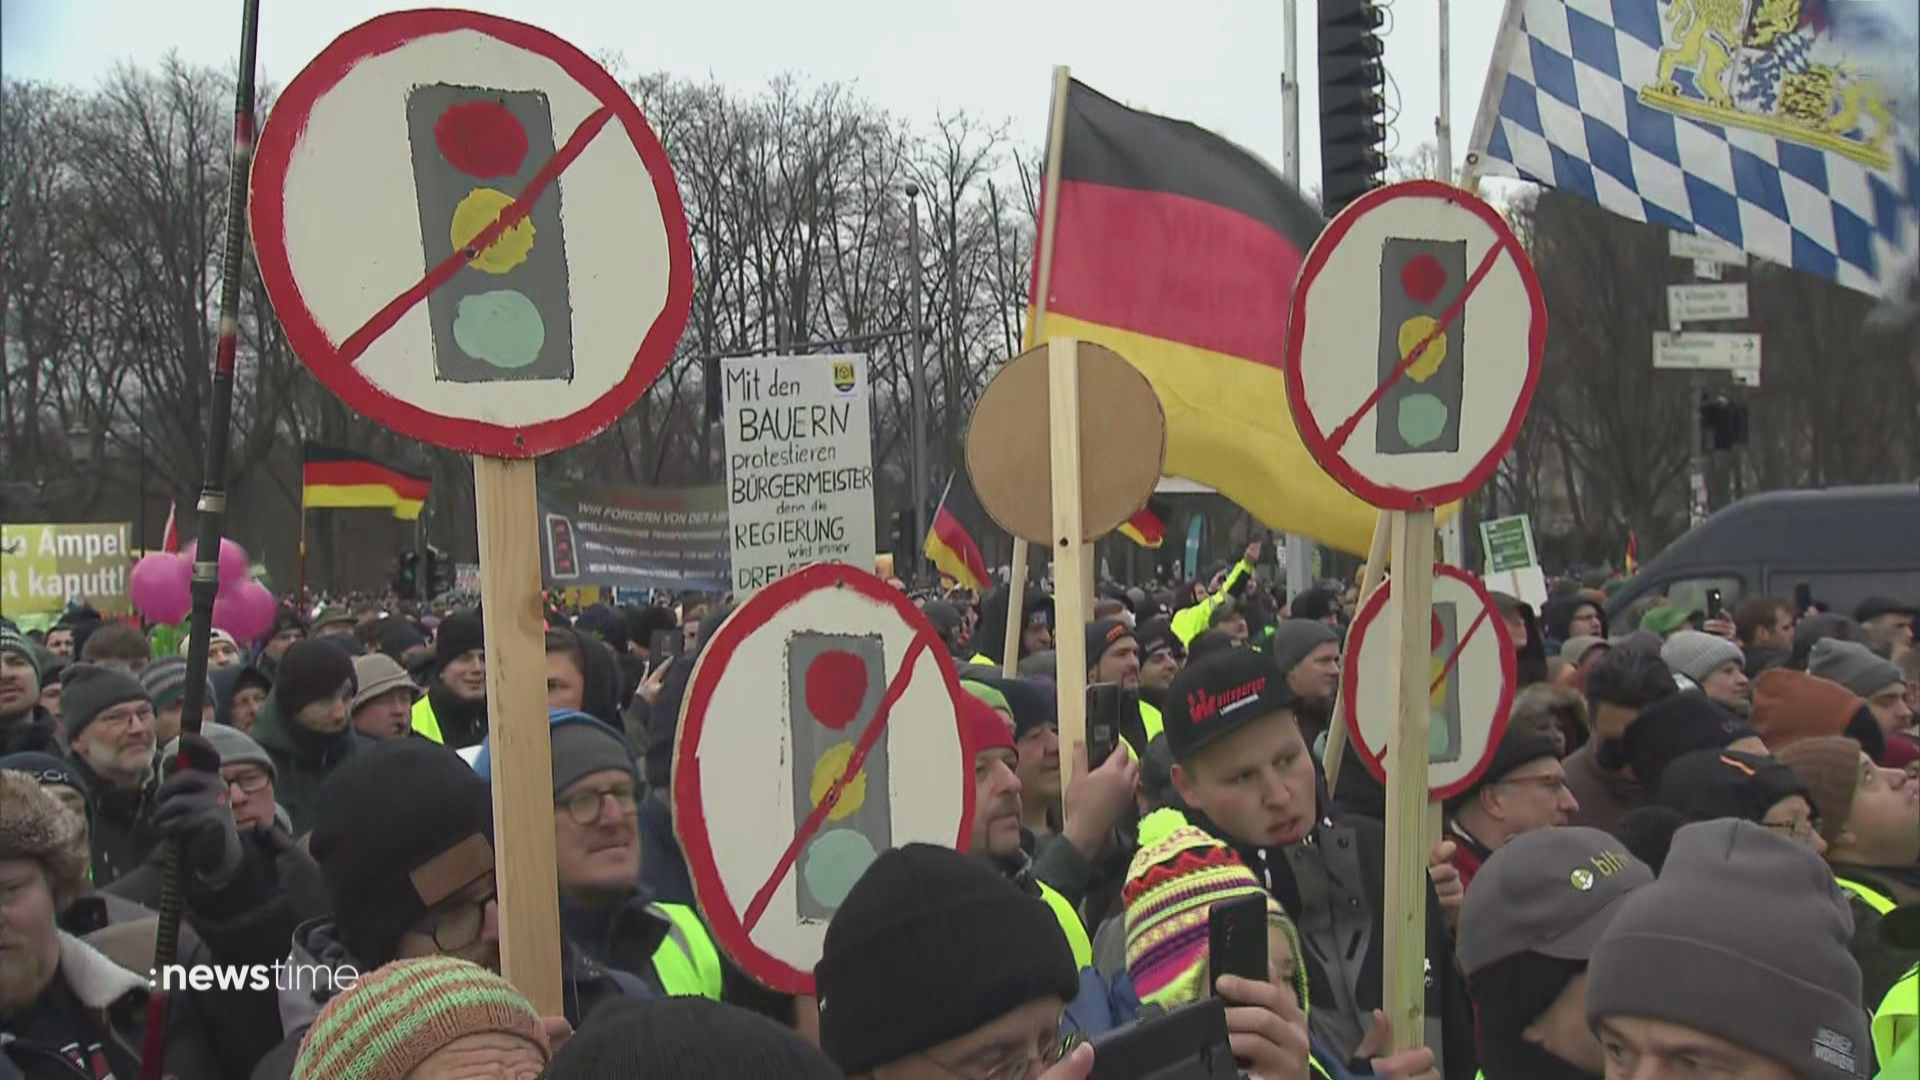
<box><xmin>144</xmin><ymin>1</ymin><xmax>260</xmax><ymax>1074</ymax></box>
<box><xmin>906</xmin><ymin>183</ymin><xmax>930</xmax><ymax>587</ymax></box>
<box><xmin>1282</xmin><ymin>0</ymin><xmax>1316</xmax><ymax>599</ymax></box>
<box><xmin>137</xmin><ymin>395</ymin><xmax>148</xmax><ymax>554</ymax></box>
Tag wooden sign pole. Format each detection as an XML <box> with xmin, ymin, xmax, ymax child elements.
<box><xmin>1001</xmin><ymin>540</ymin><xmax>1028</xmax><ymax>677</ymax></box>
<box><xmin>473</xmin><ymin>456</ymin><xmax>564</xmax><ymax>1016</ymax></box>
<box><xmin>1048</xmin><ymin>338</ymin><xmax>1089</xmax><ymax>798</ymax></box>
<box><xmin>1380</xmin><ymin>507</ymin><xmax>1435</xmax><ymax>1050</ymax></box>
<box><xmin>1323</xmin><ymin>511</ymin><xmax>1391</xmax><ymax>793</ymax></box>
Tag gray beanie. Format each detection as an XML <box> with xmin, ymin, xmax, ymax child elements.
<box><xmin>1807</xmin><ymin>639</ymin><xmax>1903</xmax><ymax>700</ymax></box>
<box><xmin>1269</xmin><ymin>619</ymin><xmax>1341</xmax><ymax>679</ymax></box>
<box><xmin>140</xmin><ymin>656</ymin><xmax>216</xmax><ymax>714</ymax></box>
<box><xmin>1660</xmin><ymin>631</ymin><xmax>1745</xmax><ymax>686</ymax></box>
<box><xmin>549</xmin><ymin>716</ymin><xmax>634</xmax><ymax>798</ymax></box>
<box><xmin>61</xmin><ymin>662</ymin><xmax>152</xmax><ymax>741</ymax></box>
<box><xmin>1587</xmin><ymin>819</ymin><xmax>1870</xmax><ymax>1078</ymax></box>
<box><xmin>166</xmin><ymin>722</ymin><xmax>275</xmax><ymax>783</ymax></box>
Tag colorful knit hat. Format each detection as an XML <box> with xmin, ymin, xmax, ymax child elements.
<box><xmin>291</xmin><ymin>957</ymin><xmax>548</xmax><ymax>1080</ymax></box>
<box><xmin>1122</xmin><ymin>808</ymin><xmax>1292</xmax><ymax>1008</ymax></box>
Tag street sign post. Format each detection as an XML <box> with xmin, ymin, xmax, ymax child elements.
<box><xmin>1477</xmin><ymin>514</ymin><xmax>1537</xmax><ymax>574</ymax></box>
<box><xmin>1653</xmin><ymin>332</ymin><xmax>1762</xmax><ymax>380</ymax></box>
<box><xmin>1668</xmin><ymin>230</ymin><xmax>1748</xmax><ymax>265</ymax></box>
<box><xmin>1666</xmin><ymin>283</ymin><xmax>1750</xmax><ymax>327</ymax></box>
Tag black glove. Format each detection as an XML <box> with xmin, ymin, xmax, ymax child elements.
<box><xmin>153</xmin><ymin>735</ymin><xmax>243</xmax><ymax>888</ymax></box>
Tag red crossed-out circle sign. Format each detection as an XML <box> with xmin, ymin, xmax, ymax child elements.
<box><xmin>1283</xmin><ymin>180</ymin><xmax>1546</xmax><ymax>510</ymax></box>
<box><xmin>1341</xmin><ymin>564</ymin><xmax>1516</xmax><ymax>801</ymax></box>
<box><xmin>672</xmin><ymin>563</ymin><xmax>974</xmax><ymax>994</ymax></box>
<box><xmin>251</xmin><ymin>10</ymin><xmax>693</xmax><ymax>458</ymax></box>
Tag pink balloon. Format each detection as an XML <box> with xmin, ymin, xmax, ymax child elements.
<box><xmin>213</xmin><ymin>580</ymin><xmax>277</xmax><ymax>643</ymax></box>
<box><xmin>130</xmin><ymin>553</ymin><xmax>193</xmax><ymax>625</ymax></box>
<box><xmin>188</xmin><ymin>538</ymin><xmax>252</xmax><ymax>587</ymax></box>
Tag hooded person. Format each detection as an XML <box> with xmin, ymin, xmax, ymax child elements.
<box><xmin>472</xmin><ymin>709</ymin><xmax>728</xmax><ymax>1003</ymax></box>
<box><xmin>636</xmin><ymin>599</ymin><xmax>735</xmax><ymax>911</ymax></box>
<box><xmin>252</xmin><ymin>738</ymin><xmax>648</xmax><ymax>1080</ymax></box>
<box><xmin>966</xmin><ymin>583</ymin><xmax>1055</xmax><ymax>668</ymax></box>
<box><xmin>1540</xmin><ymin>594</ymin><xmax>1605</xmax><ymax>655</ymax></box>
<box><xmin>0</xmin><ymin>622</ymin><xmax>60</xmax><ymax>756</ymax></box>
<box><xmin>0</xmin><ymin>772</ymin><xmax>226</xmax><ymax>1079</ymax></box>
<box><xmin>1491</xmin><ymin>592</ymin><xmax>1551</xmax><ymax>690</ymax></box>
<box><xmin>1586</xmin><ymin>819</ymin><xmax>1872</xmax><ymax>1080</ymax></box>
<box><xmin>541</xmin><ymin>996</ymin><xmax>845</xmax><ymax>1080</ymax></box>
<box><xmin>1612</xmin><ymin>689</ymin><xmax>1763</xmax><ymax>798</ymax></box>
<box><xmin>249</xmin><ymin>637</ymin><xmax>363</xmax><ymax>836</ymax></box>
<box><xmin>544</xmin><ymin>626</ymin><xmax>626</xmax><ymax>732</ymax></box>
<box><xmin>1458</xmin><ymin>827</ymin><xmax>1655</xmax><ymax>1080</ymax></box>
<box><xmin>209</xmin><ymin>662</ymin><xmax>273</xmax><ymax>736</ymax></box>
<box><xmin>409</xmin><ymin>608</ymin><xmax>490</xmax><ymax>749</ymax></box>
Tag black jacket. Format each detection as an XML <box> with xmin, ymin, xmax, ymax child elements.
<box><xmin>0</xmin><ymin>705</ymin><xmax>63</xmax><ymax>756</ymax></box>
<box><xmin>68</xmin><ymin>757</ymin><xmax>156</xmax><ymax>889</ymax></box>
<box><xmin>107</xmin><ymin>826</ymin><xmax>331</xmax><ymax>1077</ymax></box>
<box><xmin>1183</xmin><ymin>803</ymin><xmax>1478</xmax><ymax>1080</ymax></box>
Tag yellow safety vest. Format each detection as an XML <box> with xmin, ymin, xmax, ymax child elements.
<box><xmin>411</xmin><ymin>695</ymin><xmax>444</xmax><ymax>743</ymax></box>
<box><xmin>1875</xmin><ymin>966</ymin><xmax>1917</xmax><ymax>1078</ymax></box>
<box><xmin>1836</xmin><ymin>876</ymin><xmax>1897</xmax><ymax>915</ymax></box>
<box><xmin>1037</xmin><ymin>880</ymin><xmax>1093</xmax><ymax>969</ymax></box>
<box><xmin>650</xmin><ymin>902</ymin><xmax>724</xmax><ymax>1000</ymax></box>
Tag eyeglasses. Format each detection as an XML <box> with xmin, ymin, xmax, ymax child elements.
<box><xmin>224</xmin><ymin>770</ymin><xmax>271</xmax><ymax>795</ymax></box>
<box><xmin>423</xmin><ymin>883</ymin><xmax>498</xmax><ymax>952</ymax></box>
<box><xmin>556</xmin><ymin>784</ymin><xmax>638</xmax><ymax>825</ymax></box>
<box><xmin>925</xmin><ymin>1028</ymin><xmax>1083</xmax><ymax>1080</ymax></box>
<box><xmin>1764</xmin><ymin>817</ymin><xmax>1820</xmax><ymax>842</ymax></box>
<box><xmin>91</xmin><ymin>706</ymin><xmax>154</xmax><ymax>734</ymax></box>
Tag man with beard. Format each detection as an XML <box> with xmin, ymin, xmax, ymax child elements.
<box><xmin>0</xmin><ymin>623</ymin><xmax>60</xmax><ymax>755</ymax></box>
<box><xmin>59</xmin><ymin>664</ymin><xmax>160</xmax><ymax>886</ymax></box>
<box><xmin>409</xmin><ymin>609</ymin><xmax>489</xmax><ymax>750</ymax></box>
<box><xmin>1133</xmin><ymin>617</ymin><xmax>1184</xmax><ymax>713</ymax></box>
<box><xmin>1458</xmin><ymin>827</ymin><xmax>1653</xmax><ymax>1080</ymax></box>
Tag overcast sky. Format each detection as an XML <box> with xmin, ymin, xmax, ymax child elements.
<box><xmin>3</xmin><ymin>0</ymin><xmax>1508</xmax><ymax>189</ymax></box>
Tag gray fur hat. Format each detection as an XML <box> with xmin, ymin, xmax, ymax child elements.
<box><xmin>0</xmin><ymin>769</ymin><xmax>91</xmax><ymax>910</ymax></box>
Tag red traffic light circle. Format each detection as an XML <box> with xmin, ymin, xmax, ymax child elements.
<box><xmin>434</xmin><ymin>101</ymin><xmax>529</xmax><ymax>178</ymax></box>
<box><xmin>1282</xmin><ymin>179</ymin><xmax>1546</xmax><ymax>511</ymax></box>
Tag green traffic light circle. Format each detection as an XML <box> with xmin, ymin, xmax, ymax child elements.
<box><xmin>453</xmin><ymin>289</ymin><xmax>546</xmax><ymax>369</ymax></box>
<box><xmin>1396</xmin><ymin>393</ymin><xmax>1449</xmax><ymax>449</ymax></box>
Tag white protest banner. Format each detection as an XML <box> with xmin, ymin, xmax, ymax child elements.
<box><xmin>722</xmin><ymin>354</ymin><xmax>876</xmax><ymax>596</ymax></box>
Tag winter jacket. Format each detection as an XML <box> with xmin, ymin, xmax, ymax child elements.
<box><xmin>106</xmin><ymin>825</ymin><xmax>330</xmax><ymax>1076</ymax></box>
<box><xmin>0</xmin><ymin>705</ymin><xmax>63</xmax><ymax>756</ymax></box>
<box><xmin>1833</xmin><ymin>866</ymin><xmax>1920</xmax><ymax>1018</ymax></box>
<box><xmin>247</xmin><ymin>693</ymin><xmax>364</xmax><ymax>837</ymax></box>
<box><xmin>1170</xmin><ymin>559</ymin><xmax>1252</xmax><ymax>646</ymax></box>
<box><xmin>636</xmin><ymin>793</ymin><xmax>697</xmax><ymax>907</ymax></box>
<box><xmin>0</xmin><ymin>932</ymin><xmax>223</xmax><ymax>1080</ymax></box>
<box><xmin>247</xmin><ymin>918</ymin><xmax>650</xmax><ymax>1080</ymax></box>
<box><xmin>558</xmin><ymin>891</ymin><xmax>725</xmax><ymax>1001</ymax></box>
<box><xmin>68</xmin><ymin>757</ymin><xmax>156</xmax><ymax>888</ymax></box>
<box><xmin>968</xmin><ymin>584</ymin><xmax>1055</xmax><ymax>668</ymax></box>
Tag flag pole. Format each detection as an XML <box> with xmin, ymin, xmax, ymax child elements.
<box><xmin>145</xmin><ymin>0</ymin><xmax>261</xmax><ymax>1074</ymax></box>
<box><xmin>298</xmin><ymin>487</ymin><xmax>307</xmax><ymax>607</ymax></box>
<box><xmin>1004</xmin><ymin>65</ymin><xmax>1072</xmax><ymax>676</ymax></box>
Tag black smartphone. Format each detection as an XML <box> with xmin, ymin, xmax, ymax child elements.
<box><xmin>1706</xmin><ymin>588</ymin><xmax>1724</xmax><ymax>620</ymax></box>
<box><xmin>1208</xmin><ymin>893</ymin><xmax>1269</xmax><ymax>989</ymax></box>
<box><xmin>1794</xmin><ymin>583</ymin><xmax>1813</xmax><ymax>617</ymax></box>
<box><xmin>1088</xmin><ymin>998</ymin><xmax>1239</xmax><ymax>1080</ymax></box>
<box><xmin>1086</xmin><ymin>682</ymin><xmax>1123</xmax><ymax>767</ymax></box>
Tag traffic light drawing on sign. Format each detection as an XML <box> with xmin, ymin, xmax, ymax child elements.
<box><xmin>406</xmin><ymin>84</ymin><xmax>575</xmax><ymax>384</ymax></box>
<box><xmin>1376</xmin><ymin>237</ymin><xmax>1466</xmax><ymax>455</ymax></box>
<box><xmin>1427</xmin><ymin>603</ymin><xmax>1463</xmax><ymax>765</ymax></box>
<box><xmin>545</xmin><ymin>513</ymin><xmax>580</xmax><ymax>580</ymax></box>
<box><xmin>787</xmin><ymin>632</ymin><xmax>891</xmax><ymax>920</ymax></box>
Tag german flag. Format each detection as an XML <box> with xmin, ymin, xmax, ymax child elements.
<box><xmin>1118</xmin><ymin>497</ymin><xmax>1169</xmax><ymax>548</ymax></box>
<box><xmin>1029</xmin><ymin>80</ymin><xmax>1385</xmax><ymax>555</ymax></box>
<box><xmin>923</xmin><ymin>469</ymin><xmax>991</xmax><ymax>592</ymax></box>
<box><xmin>302</xmin><ymin>443</ymin><xmax>430</xmax><ymax>521</ymax></box>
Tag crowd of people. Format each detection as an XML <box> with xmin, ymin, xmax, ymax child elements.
<box><xmin>0</xmin><ymin>547</ymin><xmax>1915</xmax><ymax>1079</ymax></box>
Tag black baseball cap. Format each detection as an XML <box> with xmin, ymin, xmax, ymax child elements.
<box><xmin>1457</xmin><ymin>826</ymin><xmax>1653</xmax><ymax>977</ymax></box>
<box><xmin>1162</xmin><ymin>649</ymin><xmax>1297</xmax><ymax>761</ymax></box>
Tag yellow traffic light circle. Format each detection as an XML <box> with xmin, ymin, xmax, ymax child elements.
<box><xmin>809</xmin><ymin>742</ymin><xmax>868</xmax><ymax>821</ymax></box>
<box><xmin>450</xmin><ymin>187</ymin><xmax>536</xmax><ymax>274</ymax></box>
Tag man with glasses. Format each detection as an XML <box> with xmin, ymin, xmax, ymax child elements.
<box><xmin>58</xmin><ymin>662</ymin><xmax>160</xmax><ymax>885</ymax></box>
<box><xmin>1441</xmin><ymin>727</ymin><xmax>1578</xmax><ymax>898</ymax></box>
<box><xmin>255</xmin><ymin>737</ymin><xmax>646</xmax><ymax>1079</ymax></box>
<box><xmin>473</xmin><ymin>709</ymin><xmax>727</xmax><ymax>1002</ymax></box>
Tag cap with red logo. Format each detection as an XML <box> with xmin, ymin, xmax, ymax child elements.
<box><xmin>1162</xmin><ymin>648</ymin><xmax>1297</xmax><ymax>761</ymax></box>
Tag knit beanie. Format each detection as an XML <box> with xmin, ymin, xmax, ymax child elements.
<box><xmin>968</xmin><ymin>676</ymin><xmax>1055</xmax><ymax>740</ymax></box>
<box><xmin>1122</xmin><ymin>809</ymin><xmax>1286</xmax><ymax>1008</ymax></box>
<box><xmin>1791</xmin><ymin>613</ymin><xmax>1861</xmax><ymax>669</ymax></box>
<box><xmin>291</xmin><ymin>957</ymin><xmax>546</xmax><ymax>1080</ymax></box>
<box><xmin>165</xmin><ymin>722</ymin><xmax>276</xmax><ymax>783</ymax></box>
<box><xmin>1808</xmin><ymin>639</ymin><xmax>1903</xmax><ymax>700</ymax></box>
<box><xmin>273</xmin><ymin>638</ymin><xmax>357</xmax><ymax>719</ymax></box>
<box><xmin>471</xmin><ymin>711</ymin><xmax>633</xmax><ymax>798</ymax></box>
<box><xmin>542</xmin><ymin>996</ymin><xmax>844</xmax><ymax>1080</ymax></box>
<box><xmin>1136</xmin><ymin>616</ymin><xmax>1185</xmax><ymax>662</ymax></box>
<box><xmin>959</xmin><ymin>692</ymin><xmax>1016</xmax><ymax>757</ymax></box>
<box><xmin>1617</xmin><ymin>690</ymin><xmax>1755</xmax><ymax>794</ymax></box>
<box><xmin>180</xmin><ymin>628</ymin><xmax>238</xmax><ymax>660</ymax></box>
<box><xmin>1660</xmin><ymin>631</ymin><xmax>1745</xmax><ymax>686</ymax></box>
<box><xmin>309</xmin><ymin>739</ymin><xmax>495</xmax><ymax>967</ymax></box>
<box><xmin>1268</xmin><ymin>619</ymin><xmax>1340</xmax><ymax>681</ymax></box>
<box><xmin>1586</xmin><ymin>819</ymin><xmax>1869</xmax><ymax>1078</ymax></box>
<box><xmin>0</xmin><ymin>623</ymin><xmax>39</xmax><ymax>681</ymax></box>
<box><xmin>1017</xmin><ymin>650</ymin><xmax>1057</xmax><ymax>679</ymax></box>
<box><xmin>140</xmin><ymin>656</ymin><xmax>216</xmax><ymax>715</ymax></box>
<box><xmin>1086</xmin><ymin>619</ymin><xmax>1136</xmax><ymax>673</ymax></box>
<box><xmin>1654</xmin><ymin>748</ymin><xmax>1809</xmax><ymax>826</ymax></box>
<box><xmin>60</xmin><ymin>662</ymin><xmax>151</xmax><ymax>741</ymax></box>
<box><xmin>1751</xmin><ymin>668</ymin><xmax>1883</xmax><ymax>758</ymax></box>
<box><xmin>0</xmin><ymin>751</ymin><xmax>90</xmax><ymax>803</ymax></box>
<box><xmin>813</xmin><ymin>843</ymin><xmax>1079</xmax><ymax>1075</ymax></box>
<box><xmin>351</xmin><ymin>652</ymin><xmax>417</xmax><ymax>711</ymax></box>
<box><xmin>1776</xmin><ymin>737</ymin><xmax>1864</xmax><ymax>847</ymax></box>
<box><xmin>960</xmin><ymin>680</ymin><xmax>1012</xmax><ymax>724</ymax></box>
<box><xmin>434</xmin><ymin>610</ymin><xmax>486</xmax><ymax>672</ymax></box>
<box><xmin>1443</xmin><ymin>727</ymin><xmax>1561</xmax><ymax>815</ymax></box>
<box><xmin>0</xmin><ymin>770</ymin><xmax>90</xmax><ymax>910</ymax></box>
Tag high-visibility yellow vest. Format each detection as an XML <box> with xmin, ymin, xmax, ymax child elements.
<box><xmin>650</xmin><ymin>902</ymin><xmax>724</xmax><ymax>1000</ymax></box>
<box><xmin>1874</xmin><ymin>966</ymin><xmax>1917</xmax><ymax>1073</ymax></box>
<box><xmin>1037</xmin><ymin>880</ymin><xmax>1093</xmax><ymax>969</ymax></box>
<box><xmin>1836</xmin><ymin>875</ymin><xmax>1897</xmax><ymax>915</ymax></box>
<box><xmin>411</xmin><ymin>695</ymin><xmax>443</xmax><ymax>743</ymax></box>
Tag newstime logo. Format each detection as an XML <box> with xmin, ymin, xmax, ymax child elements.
<box><xmin>150</xmin><ymin>961</ymin><xmax>360</xmax><ymax>993</ymax></box>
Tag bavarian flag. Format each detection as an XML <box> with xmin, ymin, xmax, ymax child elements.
<box><xmin>302</xmin><ymin>443</ymin><xmax>430</xmax><ymax>521</ymax></box>
<box><xmin>924</xmin><ymin>469</ymin><xmax>992</xmax><ymax>592</ymax></box>
<box><xmin>1031</xmin><ymin>80</ymin><xmax>1384</xmax><ymax>555</ymax></box>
